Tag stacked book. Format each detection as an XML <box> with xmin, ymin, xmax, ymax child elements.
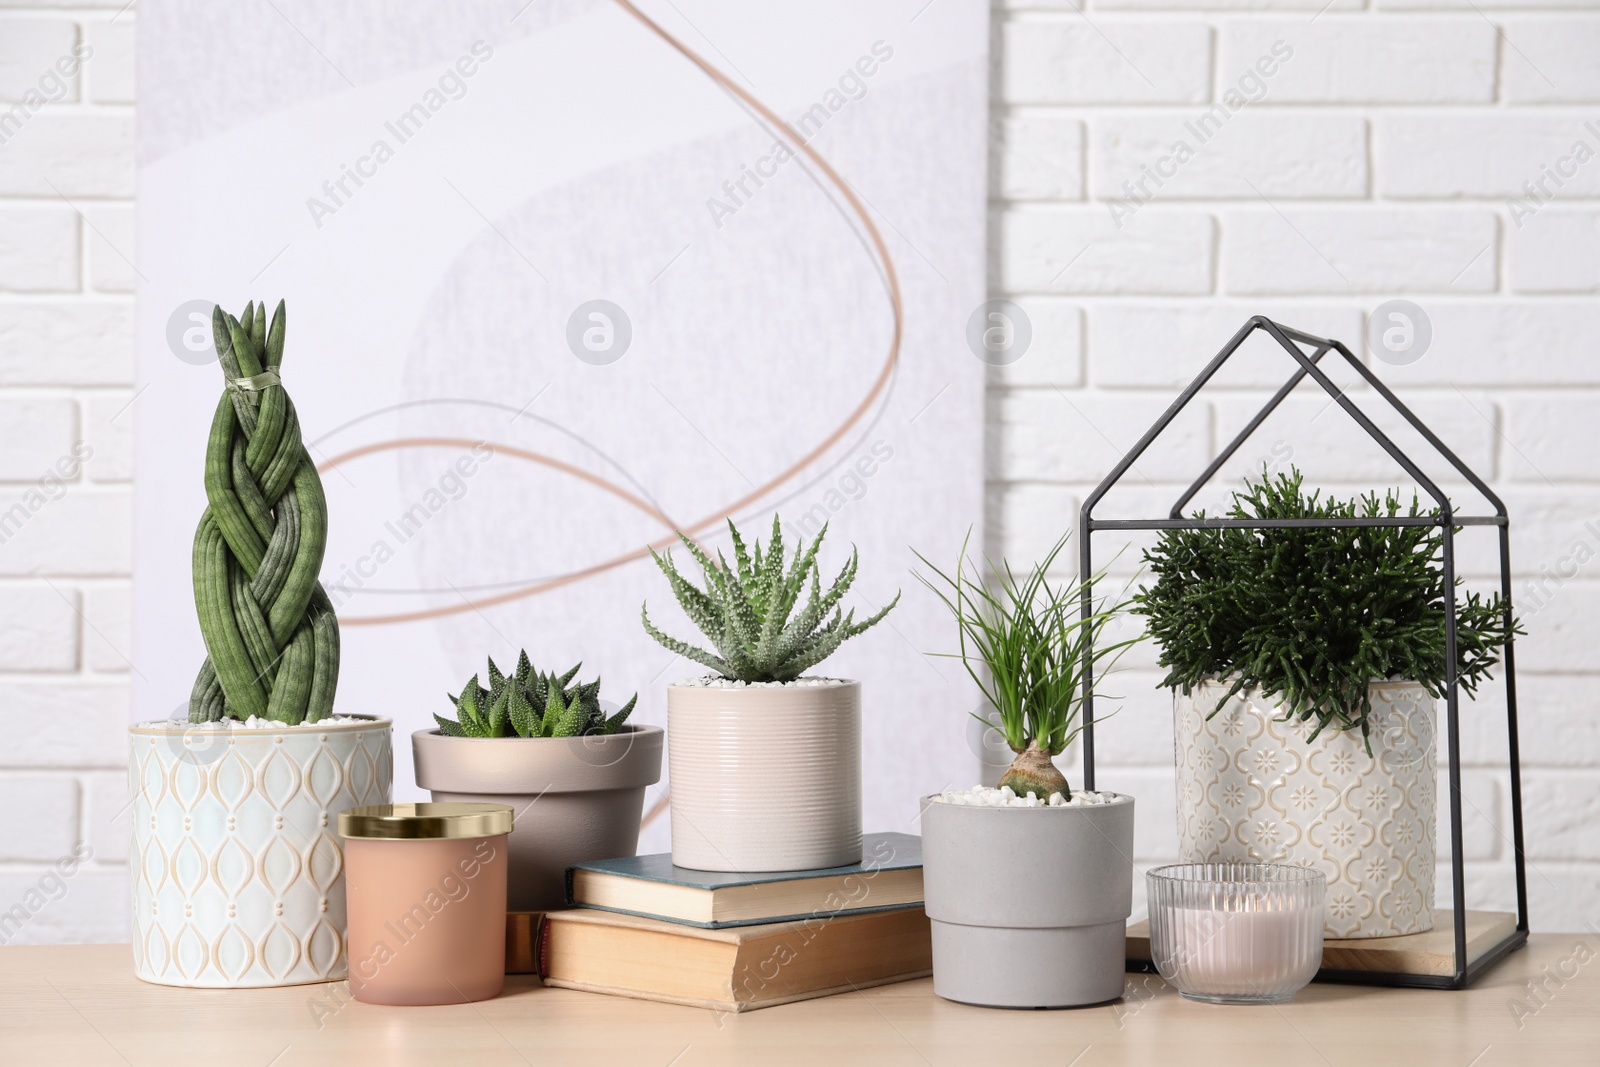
<box><xmin>507</xmin><ymin>832</ymin><xmax>930</xmax><ymax>1012</ymax></box>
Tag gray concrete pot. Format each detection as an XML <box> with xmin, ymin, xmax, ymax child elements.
<box><xmin>921</xmin><ymin>793</ymin><xmax>1134</xmax><ymax>1008</ymax></box>
<box><xmin>412</xmin><ymin>725</ymin><xmax>662</xmax><ymax>911</ymax></box>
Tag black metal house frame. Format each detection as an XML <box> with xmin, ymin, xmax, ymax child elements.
<box><xmin>1076</xmin><ymin>316</ymin><xmax>1529</xmax><ymax>989</ymax></box>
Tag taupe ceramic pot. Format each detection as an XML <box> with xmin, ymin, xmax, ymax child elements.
<box><xmin>412</xmin><ymin>725</ymin><xmax>662</xmax><ymax>911</ymax></box>
<box><xmin>921</xmin><ymin>793</ymin><xmax>1134</xmax><ymax>1008</ymax></box>
<box><xmin>667</xmin><ymin>680</ymin><xmax>861</xmax><ymax>872</ymax></box>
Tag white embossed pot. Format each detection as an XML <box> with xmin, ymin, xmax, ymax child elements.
<box><xmin>921</xmin><ymin>793</ymin><xmax>1134</xmax><ymax>1008</ymax></box>
<box><xmin>128</xmin><ymin>715</ymin><xmax>393</xmax><ymax>987</ymax></box>
<box><xmin>667</xmin><ymin>680</ymin><xmax>861</xmax><ymax>872</ymax></box>
<box><xmin>1174</xmin><ymin>680</ymin><xmax>1436</xmax><ymax>939</ymax></box>
<box><xmin>412</xmin><ymin>724</ymin><xmax>663</xmax><ymax>911</ymax></box>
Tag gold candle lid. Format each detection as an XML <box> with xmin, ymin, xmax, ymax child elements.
<box><xmin>338</xmin><ymin>802</ymin><xmax>513</xmax><ymax>840</ymax></box>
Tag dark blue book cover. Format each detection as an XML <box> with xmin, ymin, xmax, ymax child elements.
<box><xmin>566</xmin><ymin>832</ymin><xmax>923</xmax><ymax>928</ymax></box>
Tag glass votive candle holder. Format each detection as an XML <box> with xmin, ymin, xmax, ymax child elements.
<box><xmin>339</xmin><ymin>802</ymin><xmax>513</xmax><ymax>1006</ymax></box>
<box><xmin>1147</xmin><ymin>862</ymin><xmax>1325</xmax><ymax>1004</ymax></box>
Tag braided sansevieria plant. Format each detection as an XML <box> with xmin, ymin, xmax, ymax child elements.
<box><xmin>188</xmin><ymin>300</ymin><xmax>339</xmax><ymax>724</ymax></box>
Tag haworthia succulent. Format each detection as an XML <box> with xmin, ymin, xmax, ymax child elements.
<box><xmin>435</xmin><ymin>651</ymin><xmax>638</xmax><ymax>739</ymax></box>
<box><xmin>188</xmin><ymin>301</ymin><xmax>340</xmax><ymax>724</ymax></box>
<box><xmin>640</xmin><ymin>516</ymin><xmax>899</xmax><ymax>683</ymax></box>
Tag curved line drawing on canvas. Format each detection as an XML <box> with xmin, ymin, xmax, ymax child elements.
<box><xmin>318</xmin><ymin>0</ymin><xmax>904</xmax><ymax>626</ymax></box>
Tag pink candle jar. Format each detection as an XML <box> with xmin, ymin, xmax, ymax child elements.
<box><xmin>338</xmin><ymin>802</ymin><xmax>513</xmax><ymax>1005</ymax></box>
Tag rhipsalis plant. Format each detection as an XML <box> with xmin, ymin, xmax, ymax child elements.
<box><xmin>436</xmin><ymin>650</ymin><xmax>637</xmax><ymax>738</ymax></box>
<box><xmin>641</xmin><ymin>516</ymin><xmax>899</xmax><ymax>683</ymax></box>
<box><xmin>189</xmin><ymin>301</ymin><xmax>340</xmax><ymax>724</ymax></box>
<box><xmin>916</xmin><ymin>534</ymin><xmax>1138</xmax><ymax>799</ymax></box>
<box><xmin>1133</xmin><ymin>467</ymin><xmax>1521</xmax><ymax>750</ymax></box>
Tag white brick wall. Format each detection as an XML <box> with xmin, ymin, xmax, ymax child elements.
<box><xmin>0</xmin><ymin>19</ymin><xmax>78</xmax><ymax>103</ymax></box>
<box><xmin>1224</xmin><ymin>209</ymin><xmax>1499</xmax><ymax>293</ymax></box>
<box><xmin>3</xmin><ymin>0</ymin><xmax>1598</xmax><ymax>942</ymax></box>
<box><xmin>1090</xmin><ymin>113</ymin><xmax>1369</xmax><ymax>200</ymax></box>
<box><xmin>992</xmin><ymin>2</ymin><xmax>1600</xmax><ymax>931</ymax></box>
<box><xmin>1220</xmin><ymin>19</ymin><xmax>1497</xmax><ymax>103</ymax></box>
<box><xmin>1509</xmin><ymin>211</ymin><xmax>1600</xmax><ymax>293</ymax></box>
<box><xmin>0</xmin><ymin>1</ymin><xmax>134</xmax><ymax>945</ymax></box>
<box><xmin>999</xmin><ymin>207</ymin><xmax>1216</xmax><ymax>292</ymax></box>
<box><xmin>1499</xmin><ymin>19</ymin><xmax>1600</xmax><ymax>104</ymax></box>
<box><xmin>1376</xmin><ymin>114</ymin><xmax>1600</xmax><ymax>198</ymax></box>
<box><xmin>1004</xmin><ymin>20</ymin><xmax>1214</xmax><ymax>104</ymax></box>
<box><xmin>0</xmin><ymin>207</ymin><xmax>77</xmax><ymax>290</ymax></box>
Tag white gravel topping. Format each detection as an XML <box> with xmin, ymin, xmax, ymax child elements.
<box><xmin>930</xmin><ymin>785</ymin><xmax>1123</xmax><ymax>808</ymax></box>
<box><xmin>671</xmin><ymin>676</ymin><xmax>847</xmax><ymax>688</ymax></box>
<box><xmin>138</xmin><ymin>715</ymin><xmax>369</xmax><ymax>730</ymax></box>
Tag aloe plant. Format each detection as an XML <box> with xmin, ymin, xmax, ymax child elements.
<box><xmin>436</xmin><ymin>650</ymin><xmax>636</xmax><ymax>738</ymax></box>
<box><xmin>188</xmin><ymin>301</ymin><xmax>339</xmax><ymax>724</ymax></box>
<box><xmin>641</xmin><ymin>516</ymin><xmax>898</xmax><ymax>683</ymax></box>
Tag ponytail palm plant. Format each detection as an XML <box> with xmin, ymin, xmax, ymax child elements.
<box><xmin>915</xmin><ymin>534</ymin><xmax>1138</xmax><ymax>799</ymax></box>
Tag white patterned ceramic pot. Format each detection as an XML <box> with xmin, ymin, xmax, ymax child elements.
<box><xmin>1174</xmin><ymin>681</ymin><xmax>1435</xmax><ymax>939</ymax></box>
<box><xmin>128</xmin><ymin>716</ymin><xmax>392</xmax><ymax>987</ymax></box>
<box><xmin>667</xmin><ymin>680</ymin><xmax>860</xmax><ymax>872</ymax></box>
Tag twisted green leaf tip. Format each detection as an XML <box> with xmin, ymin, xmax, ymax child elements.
<box><xmin>641</xmin><ymin>515</ymin><xmax>899</xmax><ymax>683</ymax></box>
<box><xmin>189</xmin><ymin>300</ymin><xmax>339</xmax><ymax>724</ymax></box>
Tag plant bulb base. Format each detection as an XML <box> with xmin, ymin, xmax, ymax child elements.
<box><xmin>998</xmin><ymin>742</ymin><xmax>1068</xmax><ymax>799</ymax></box>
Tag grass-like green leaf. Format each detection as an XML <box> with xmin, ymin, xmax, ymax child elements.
<box><xmin>915</xmin><ymin>531</ymin><xmax>1139</xmax><ymax>789</ymax></box>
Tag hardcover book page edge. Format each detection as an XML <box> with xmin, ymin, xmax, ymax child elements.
<box><xmin>541</xmin><ymin>969</ymin><xmax>933</xmax><ymax>1012</ymax></box>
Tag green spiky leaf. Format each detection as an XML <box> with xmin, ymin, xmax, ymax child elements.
<box><xmin>486</xmin><ymin>685</ymin><xmax>510</xmax><ymax>736</ymax></box>
<box><xmin>640</xmin><ymin>517</ymin><xmax>896</xmax><ymax>683</ymax></box>
<box><xmin>456</xmin><ymin>679</ymin><xmax>485</xmax><ymax>730</ymax></box>
<box><xmin>436</xmin><ymin>652</ymin><xmax>637</xmax><ymax>739</ymax></box>
<box><xmin>508</xmin><ymin>682</ymin><xmax>538</xmax><ymax>738</ymax></box>
<box><xmin>604</xmin><ymin>694</ymin><xmax>637</xmax><ymax>734</ymax></box>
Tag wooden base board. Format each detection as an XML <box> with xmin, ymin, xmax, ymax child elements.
<box><xmin>1125</xmin><ymin>909</ymin><xmax>1519</xmax><ymax>978</ymax></box>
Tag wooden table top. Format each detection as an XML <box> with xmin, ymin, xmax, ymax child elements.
<box><xmin>2</xmin><ymin>936</ymin><xmax>1595</xmax><ymax>1066</ymax></box>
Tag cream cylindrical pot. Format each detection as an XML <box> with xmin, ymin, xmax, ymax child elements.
<box><xmin>128</xmin><ymin>716</ymin><xmax>393</xmax><ymax>988</ymax></box>
<box><xmin>1173</xmin><ymin>680</ymin><xmax>1436</xmax><ymax>939</ymax></box>
<box><xmin>339</xmin><ymin>803</ymin><xmax>511</xmax><ymax>1006</ymax></box>
<box><xmin>668</xmin><ymin>680</ymin><xmax>861</xmax><ymax>872</ymax></box>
